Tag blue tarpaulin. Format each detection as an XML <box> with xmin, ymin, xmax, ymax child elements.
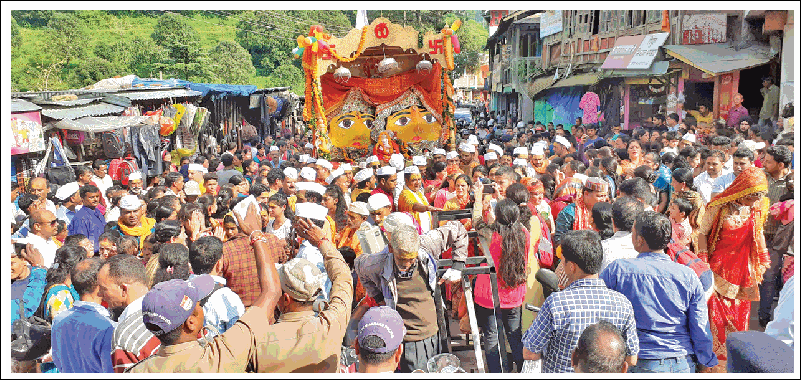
<box><xmin>131</xmin><ymin>78</ymin><xmax>257</xmax><ymax>97</ymax></box>
<box><xmin>533</xmin><ymin>86</ymin><xmax>585</xmax><ymax>132</ymax></box>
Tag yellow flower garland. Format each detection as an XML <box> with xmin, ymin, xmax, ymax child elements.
<box><xmin>330</xmin><ymin>26</ymin><xmax>369</xmax><ymax>63</ymax></box>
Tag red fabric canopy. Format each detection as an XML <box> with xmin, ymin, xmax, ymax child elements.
<box><xmin>320</xmin><ymin>62</ymin><xmax>442</xmax><ymax>117</ymax></box>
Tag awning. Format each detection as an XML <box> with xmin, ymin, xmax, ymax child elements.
<box><xmin>119</xmin><ymin>88</ymin><xmax>204</xmax><ymax>100</ymax></box>
<box><xmin>51</xmin><ymin>116</ymin><xmax>155</xmax><ymax>133</ymax></box>
<box><xmin>662</xmin><ymin>43</ymin><xmax>776</xmax><ymax>76</ymax></box>
<box><xmin>606</xmin><ymin>61</ymin><xmax>670</xmax><ymax>78</ymax></box>
<box><xmin>552</xmin><ymin>72</ymin><xmax>601</xmax><ymax>88</ymax></box>
<box><xmin>11</xmin><ymin>99</ymin><xmax>42</xmax><ymax>113</ymax></box>
<box><xmin>40</xmin><ymin>102</ymin><xmax>125</xmax><ymax>120</ymax></box>
<box><xmin>523</xmin><ymin>75</ymin><xmax>557</xmax><ymax>99</ymax></box>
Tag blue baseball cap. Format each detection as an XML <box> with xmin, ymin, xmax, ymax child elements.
<box><xmin>142</xmin><ymin>275</ymin><xmax>215</xmax><ymax>336</ymax></box>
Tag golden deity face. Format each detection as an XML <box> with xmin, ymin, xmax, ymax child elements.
<box><xmin>386</xmin><ymin>107</ymin><xmax>441</xmax><ymax>143</ymax></box>
<box><xmin>328</xmin><ymin>111</ymin><xmax>374</xmax><ymax>149</ymax></box>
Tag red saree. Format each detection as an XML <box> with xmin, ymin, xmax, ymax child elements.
<box><xmin>707</xmin><ymin>216</ymin><xmax>757</xmax><ymax>360</ymax></box>
<box><xmin>702</xmin><ymin>167</ymin><xmax>771</xmax><ymax>361</ymax></box>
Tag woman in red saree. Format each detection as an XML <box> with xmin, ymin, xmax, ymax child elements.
<box><xmin>696</xmin><ymin>166</ymin><xmax>770</xmax><ymax>364</ymax></box>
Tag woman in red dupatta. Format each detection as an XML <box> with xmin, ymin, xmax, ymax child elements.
<box><xmin>696</xmin><ymin>166</ymin><xmax>770</xmax><ymax>363</ymax></box>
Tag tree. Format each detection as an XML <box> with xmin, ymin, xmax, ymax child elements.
<box><xmin>11</xmin><ymin>15</ymin><xmax>22</xmax><ymax>52</ymax></box>
<box><xmin>151</xmin><ymin>13</ymin><xmax>208</xmax><ymax>81</ymax></box>
<box><xmin>264</xmin><ymin>62</ymin><xmax>305</xmax><ymax>95</ymax></box>
<box><xmin>11</xmin><ymin>10</ymin><xmax>55</xmax><ymax>28</ymax></box>
<box><xmin>444</xmin><ymin>14</ymin><xmax>489</xmax><ymax>80</ymax></box>
<box><xmin>235</xmin><ymin>10</ymin><xmax>353</xmax><ymax>77</ymax></box>
<box><xmin>47</xmin><ymin>12</ymin><xmax>90</xmax><ymax>65</ymax></box>
<box><xmin>207</xmin><ymin>40</ymin><xmax>256</xmax><ymax>84</ymax></box>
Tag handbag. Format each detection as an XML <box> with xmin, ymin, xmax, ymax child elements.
<box><xmin>10</xmin><ymin>298</ymin><xmax>52</xmax><ymax>362</ymax></box>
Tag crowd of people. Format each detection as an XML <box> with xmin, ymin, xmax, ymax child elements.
<box><xmin>9</xmin><ymin>99</ymin><xmax>795</xmax><ymax>373</ymax></box>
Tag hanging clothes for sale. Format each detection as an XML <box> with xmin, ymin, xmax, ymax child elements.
<box><xmin>140</xmin><ymin>122</ymin><xmax>162</xmax><ymax>177</ymax></box>
<box><xmin>129</xmin><ymin>125</ymin><xmax>149</xmax><ymax>178</ymax></box>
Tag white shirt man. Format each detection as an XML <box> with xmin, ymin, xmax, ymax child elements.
<box><xmin>600</xmin><ymin>231</ymin><xmax>640</xmax><ymax>273</ymax></box>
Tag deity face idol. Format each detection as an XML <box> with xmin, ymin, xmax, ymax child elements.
<box><xmin>386</xmin><ymin>107</ymin><xmax>441</xmax><ymax>144</ymax></box>
<box><xmin>328</xmin><ymin>111</ymin><xmax>374</xmax><ymax>149</ymax></box>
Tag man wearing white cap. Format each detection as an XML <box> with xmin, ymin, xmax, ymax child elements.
<box><xmin>458</xmin><ymin>142</ymin><xmax>478</xmax><ymax>175</ymax></box>
<box><xmin>55</xmin><ymin>182</ymin><xmax>82</xmax><ymax>225</ymax></box>
<box><xmin>529</xmin><ymin>143</ymin><xmax>550</xmax><ymax>175</ymax></box>
<box><xmin>282</xmin><ymin>167</ymin><xmax>299</xmax><ymax>199</ymax></box>
<box><xmin>367</xmin><ymin>193</ymin><xmax>393</xmax><ymax>226</ymax></box>
<box><xmin>354</xmin><ymin>220</ymin><xmax>469</xmax><ymax>372</ymax></box>
<box><xmin>267</xmin><ymin>145</ymin><xmax>284</xmax><ymax>169</ymax></box>
<box><xmin>183</xmin><ymin>181</ymin><xmax>202</xmax><ymax>203</ymax></box>
<box><xmin>678</xmin><ymin>133</ymin><xmax>696</xmax><ymax>151</ymax></box>
<box><xmin>128</xmin><ymin>172</ymin><xmax>144</xmax><ymax>195</ymax></box>
<box><xmin>550</xmin><ymin>135</ymin><xmax>572</xmax><ymax>161</ymax></box>
<box><xmin>315</xmin><ymin>159</ymin><xmax>333</xmax><ymax>186</ymax></box>
<box><xmin>432</xmin><ymin>148</ymin><xmax>447</xmax><ymax>164</ymax></box>
<box><xmin>488</xmin><ymin>143</ymin><xmax>504</xmax><ymax>157</ymax></box>
<box><xmin>484</xmin><ymin>151</ymin><xmax>499</xmax><ymax>167</ymax></box>
<box><xmin>412</xmin><ymin>155</ymin><xmax>427</xmax><ymax>174</ymax></box>
<box><xmin>352</xmin><ymin>168</ymin><xmax>376</xmax><ymax>203</ymax></box>
<box><xmin>294</xmin><ymin>202</ymin><xmax>334</xmax><ymax>300</ymax></box>
<box><xmin>372</xmin><ymin>167</ymin><xmax>398</xmax><ymax>212</ymax></box>
<box><xmin>110</xmin><ymin>194</ymin><xmax>156</xmax><ymax>250</ymax></box>
<box><xmin>340</xmin><ymin>163</ymin><xmax>355</xmax><ymax>184</ymax></box>
<box><xmin>187</xmin><ymin>164</ymin><xmax>208</xmax><ymax>194</ymax></box>
<box><xmin>445</xmin><ymin>151</ymin><xmax>460</xmax><ymax>170</ymax></box>
<box><xmin>303</xmin><ymin>142</ymin><xmax>315</xmax><ymax>155</ymax></box>
<box><xmin>337</xmin><ymin>201</ymin><xmax>371</xmax><ymax>256</ymax></box>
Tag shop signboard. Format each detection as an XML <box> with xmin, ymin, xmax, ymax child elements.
<box><xmin>600</xmin><ymin>32</ymin><xmax>669</xmax><ymax>70</ymax></box>
<box><xmin>540</xmin><ymin>10</ymin><xmax>563</xmax><ymax>38</ymax></box>
<box><xmin>682</xmin><ymin>13</ymin><xmax>726</xmax><ymax>45</ymax></box>
<box><xmin>11</xmin><ymin>111</ymin><xmax>45</xmax><ymax>155</ymax></box>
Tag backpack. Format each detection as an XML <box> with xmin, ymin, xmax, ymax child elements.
<box><xmin>10</xmin><ymin>297</ymin><xmax>52</xmax><ymax>361</ymax></box>
<box><xmin>46</xmin><ymin>166</ymin><xmax>76</xmax><ymax>186</ymax></box>
<box><xmin>102</xmin><ymin>130</ymin><xmax>126</xmax><ymax>159</ymax></box>
<box><xmin>109</xmin><ymin>157</ymin><xmax>139</xmax><ymax>186</ymax></box>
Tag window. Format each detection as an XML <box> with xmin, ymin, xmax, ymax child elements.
<box><xmin>591</xmin><ymin>10</ymin><xmax>600</xmax><ymax>34</ymax></box>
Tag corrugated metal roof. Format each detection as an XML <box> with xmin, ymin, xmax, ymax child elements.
<box><xmin>663</xmin><ymin>43</ymin><xmax>776</xmax><ymax>76</ymax></box>
<box><xmin>118</xmin><ymin>88</ymin><xmax>203</xmax><ymax>100</ymax></box>
<box><xmin>513</xmin><ymin>14</ymin><xmax>541</xmax><ymax>24</ymax></box>
<box><xmin>40</xmin><ymin>103</ymin><xmax>125</xmax><ymax>120</ymax></box>
<box><xmin>10</xmin><ymin>99</ymin><xmax>42</xmax><ymax>113</ymax></box>
<box><xmin>34</xmin><ymin>97</ymin><xmax>102</xmax><ymax>107</ymax></box>
<box><xmin>524</xmin><ymin>75</ymin><xmax>558</xmax><ymax>99</ymax></box>
<box><xmin>551</xmin><ymin>72</ymin><xmax>601</xmax><ymax>88</ymax></box>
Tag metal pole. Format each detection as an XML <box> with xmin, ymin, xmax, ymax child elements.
<box><xmin>462</xmin><ymin>275</ymin><xmax>485</xmax><ymax>373</ymax></box>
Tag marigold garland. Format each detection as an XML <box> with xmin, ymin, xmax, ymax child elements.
<box><xmin>330</xmin><ymin>26</ymin><xmax>369</xmax><ymax>63</ymax></box>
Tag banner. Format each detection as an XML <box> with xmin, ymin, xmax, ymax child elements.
<box><xmin>540</xmin><ymin>10</ymin><xmax>563</xmax><ymax>38</ymax></box>
<box><xmin>10</xmin><ymin>111</ymin><xmax>45</xmax><ymax>155</ymax></box>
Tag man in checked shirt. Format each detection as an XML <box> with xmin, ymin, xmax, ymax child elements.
<box><xmin>522</xmin><ymin>230</ymin><xmax>639</xmax><ymax>373</ymax></box>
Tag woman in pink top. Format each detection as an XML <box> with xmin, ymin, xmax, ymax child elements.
<box><xmin>432</xmin><ymin>172</ymin><xmax>459</xmax><ymax>209</ymax></box>
<box><xmin>470</xmin><ymin>192</ymin><xmax>529</xmax><ymax>373</ymax></box>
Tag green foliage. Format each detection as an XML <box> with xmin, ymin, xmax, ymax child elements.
<box><xmin>47</xmin><ymin>12</ymin><xmax>90</xmax><ymax>65</ymax></box>
<box><xmin>11</xmin><ymin>10</ymin><xmax>55</xmax><ymax>28</ymax></box>
<box><xmin>263</xmin><ymin>62</ymin><xmax>305</xmax><ymax>94</ymax></box>
<box><xmin>151</xmin><ymin>13</ymin><xmax>209</xmax><ymax>81</ymax></box>
<box><xmin>11</xmin><ymin>15</ymin><xmax>22</xmax><ymax>52</ymax></box>
<box><xmin>207</xmin><ymin>40</ymin><xmax>256</xmax><ymax>84</ymax></box>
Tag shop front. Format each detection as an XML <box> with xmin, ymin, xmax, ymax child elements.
<box><xmin>662</xmin><ymin>43</ymin><xmax>777</xmax><ymax>129</ymax></box>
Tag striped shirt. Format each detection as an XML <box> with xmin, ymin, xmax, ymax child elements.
<box><xmin>111</xmin><ymin>296</ymin><xmax>160</xmax><ymax>373</ymax></box>
<box><xmin>187</xmin><ymin>274</ymin><xmax>245</xmax><ymax>337</ymax></box>
<box><xmin>522</xmin><ymin>278</ymin><xmax>639</xmax><ymax>373</ymax></box>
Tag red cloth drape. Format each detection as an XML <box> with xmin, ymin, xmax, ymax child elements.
<box><xmin>320</xmin><ymin>63</ymin><xmax>442</xmax><ymax>116</ymax></box>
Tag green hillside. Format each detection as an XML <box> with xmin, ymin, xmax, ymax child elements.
<box><xmin>10</xmin><ymin>10</ymin><xmax>487</xmax><ymax>93</ymax></box>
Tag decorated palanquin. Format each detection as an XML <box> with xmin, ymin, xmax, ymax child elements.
<box><xmin>293</xmin><ymin>17</ymin><xmax>462</xmax><ymax>162</ymax></box>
